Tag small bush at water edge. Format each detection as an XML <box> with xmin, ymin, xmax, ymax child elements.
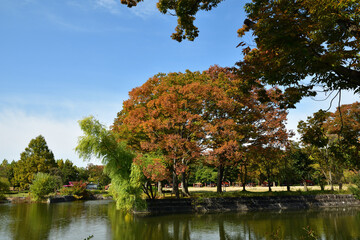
<box><xmin>30</xmin><ymin>173</ymin><xmax>61</xmax><ymax>201</ymax></box>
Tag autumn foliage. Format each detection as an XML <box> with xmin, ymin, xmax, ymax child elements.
<box><xmin>113</xmin><ymin>66</ymin><xmax>290</xmax><ymax>195</ymax></box>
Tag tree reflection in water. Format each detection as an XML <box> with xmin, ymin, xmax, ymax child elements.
<box><xmin>108</xmin><ymin>207</ymin><xmax>360</xmax><ymax>240</ymax></box>
<box><xmin>0</xmin><ymin>201</ymin><xmax>360</xmax><ymax>240</ymax></box>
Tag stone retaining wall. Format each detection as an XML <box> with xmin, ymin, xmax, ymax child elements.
<box><xmin>47</xmin><ymin>195</ymin><xmax>76</xmax><ymax>203</ymax></box>
<box><xmin>146</xmin><ymin>198</ymin><xmax>194</xmax><ymax>214</ymax></box>
<box><xmin>144</xmin><ymin>194</ymin><xmax>360</xmax><ymax>214</ymax></box>
<box><xmin>47</xmin><ymin>194</ymin><xmax>112</xmax><ymax>203</ymax></box>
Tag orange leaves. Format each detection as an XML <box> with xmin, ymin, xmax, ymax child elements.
<box><xmin>237</xmin><ymin>27</ymin><xmax>248</xmax><ymax>38</ymax></box>
<box><xmin>114</xmin><ymin>69</ymin><xmax>213</xmax><ymax>175</ymax></box>
<box><xmin>134</xmin><ymin>154</ymin><xmax>170</xmax><ymax>182</ymax></box>
<box><xmin>113</xmin><ymin>66</ymin><xmax>290</xmax><ymax>182</ymax></box>
<box><xmin>327</xmin><ymin>101</ymin><xmax>360</xmax><ymax>134</ymax></box>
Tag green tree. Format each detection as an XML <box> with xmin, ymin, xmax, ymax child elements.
<box><xmin>86</xmin><ymin>163</ymin><xmax>111</xmax><ymax>188</ymax></box>
<box><xmin>29</xmin><ymin>172</ymin><xmax>61</xmax><ymax>201</ymax></box>
<box><xmin>77</xmin><ymin>166</ymin><xmax>90</xmax><ymax>181</ymax></box>
<box><xmin>298</xmin><ymin>103</ymin><xmax>360</xmax><ymax>191</ymax></box>
<box><xmin>349</xmin><ymin>172</ymin><xmax>360</xmax><ymax>199</ymax></box>
<box><xmin>76</xmin><ymin>116</ymin><xmax>145</xmax><ymax>211</ymax></box>
<box><xmin>56</xmin><ymin>159</ymin><xmax>79</xmax><ymax>184</ymax></box>
<box><xmin>255</xmin><ymin>147</ymin><xmax>283</xmax><ymax>192</ymax></box>
<box><xmin>0</xmin><ymin>159</ymin><xmax>8</xmax><ymax>175</ymax></box>
<box><xmin>6</xmin><ymin>161</ymin><xmax>16</xmax><ymax>188</ymax></box>
<box><xmin>0</xmin><ymin>177</ymin><xmax>9</xmax><ymax>199</ymax></box>
<box><xmin>13</xmin><ymin>135</ymin><xmax>56</xmax><ymax>190</ymax></box>
<box><xmin>189</xmin><ymin>163</ymin><xmax>217</xmax><ymax>185</ymax></box>
<box><xmin>298</xmin><ymin>109</ymin><xmax>349</xmax><ymax>190</ymax></box>
<box><xmin>0</xmin><ymin>160</ymin><xmax>10</xmax><ymax>184</ymax></box>
<box><xmin>286</xmin><ymin>143</ymin><xmax>314</xmax><ymax>191</ymax></box>
<box><xmin>0</xmin><ymin>160</ymin><xmax>10</xmax><ymax>199</ymax></box>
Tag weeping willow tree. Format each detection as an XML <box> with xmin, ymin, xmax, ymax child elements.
<box><xmin>75</xmin><ymin>116</ymin><xmax>146</xmax><ymax>211</ymax></box>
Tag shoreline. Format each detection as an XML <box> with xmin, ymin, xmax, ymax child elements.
<box><xmin>139</xmin><ymin>194</ymin><xmax>360</xmax><ymax>215</ymax></box>
<box><xmin>2</xmin><ymin>194</ymin><xmax>112</xmax><ymax>204</ymax></box>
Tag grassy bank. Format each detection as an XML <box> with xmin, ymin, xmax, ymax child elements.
<box><xmin>160</xmin><ymin>185</ymin><xmax>353</xmax><ymax>199</ymax></box>
<box><xmin>3</xmin><ymin>189</ymin><xmax>111</xmax><ymax>202</ymax></box>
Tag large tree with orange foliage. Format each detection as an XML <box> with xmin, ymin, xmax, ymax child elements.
<box><xmin>113</xmin><ymin>70</ymin><xmax>211</xmax><ymax>197</ymax></box>
<box><xmin>202</xmin><ymin>67</ymin><xmax>290</xmax><ymax>192</ymax></box>
<box><xmin>113</xmin><ymin>66</ymin><xmax>290</xmax><ymax>195</ymax></box>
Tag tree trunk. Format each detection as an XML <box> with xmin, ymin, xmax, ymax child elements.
<box><xmin>173</xmin><ymin>219</ymin><xmax>180</xmax><ymax>240</ymax></box>
<box><xmin>219</xmin><ymin>219</ymin><xmax>226</xmax><ymax>240</ymax></box>
<box><xmin>242</xmin><ymin>163</ymin><xmax>247</xmax><ymax>192</ymax></box>
<box><xmin>181</xmin><ymin>171</ymin><xmax>190</xmax><ymax>196</ymax></box>
<box><xmin>303</xmin><ymin>180</ymin><xmax>308</xmax><ymax>191</ymax></box>
<box><xmin>329</xmin><ymin>170</ymin><xmax>334</xmax><ymax>191</ymax></box>
<box><xmin>172</xmin><ymin>171</ymin><xmax>179</xmax><ymax>198</ymax></box>
<box><xmin>217</xmin><ymin>164</ymin><xmax>224</xmax><ymax>193</ymax></box>
<box><xmin>267</xmin><ymin>170</ymin><xmax>272</xmax><ymax>192</ymax></box>
<box><xmin>285</xmin><ymin>156</ymin><xmax>290</xmax><ymax>191</ymax></box>
<box><xmin>158</xmin><ymin>181</ymin><xmax>163</xmax><ymax>195</ymax></box>
<box><xmin>182</xmin><ymin>219</ymin><xmax>190</xmax><ymax>240</ymax></box>
<box><xmin>149</xmin><ymin>181</ymin><xmax>155</xmax><ymax>199</ymax></box>
<box><xmin>339</xmin><ymin>182</ymin><xmax>343</xmax><ymax>190</ymax></box>
<box><xmin>142</xmin><ymin>182</ymin><xmax>151</xmax><ymax>199</ymax></box>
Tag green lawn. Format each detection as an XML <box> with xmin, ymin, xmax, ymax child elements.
<box><xmin>160</xmin><ymin>185</ymin><xmax>353</xmax><ymax>199</ymax></box>
<box><xmin>4</xmin><ymin>191</ymin><xmax>30</xmax><ymax>198</ymax></box>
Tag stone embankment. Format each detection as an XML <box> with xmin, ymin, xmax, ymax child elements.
<box><xmin>47</xmin><ymin>194</ymin><xmax>112</xmax><ymax>203</ymax></box>
<box><xmin>144</xmin><ymin>194</ymin><xmax>360</xmax><ymax>214</ymax></box>
<box><xmin>1</xmin><ymin>194</ymin><xmax>112</xmax><ymax>204</ymax></box>
<box><xmin>47</xmin><ymin>195</ymin><xmax>77</xmax><ymax>203</ymax></box>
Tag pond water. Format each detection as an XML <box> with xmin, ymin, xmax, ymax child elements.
<box><xmin>0</xmin><ymin>200</ymin><xmax>360</xmax><ymax>240</ymax></box>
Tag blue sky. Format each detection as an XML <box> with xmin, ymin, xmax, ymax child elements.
<box><xmin>0</xmin><ymin>0</ymin><xmax>358</xmax><ymax>167</ymax></box>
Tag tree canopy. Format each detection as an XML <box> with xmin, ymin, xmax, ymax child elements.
<box><xmin>113</xmin><ymin>66</ymin><xmax>290</xmax><ymax>194</ymax></box>
<box><xmin>120</xmin><ymin>0</ymin><xmax>223</xmax><ymax>41</ymax></box>
<box><xmin>13</xmin><ymin>135</ymin><xmax>56</xmax><ymax>190</ymax></box>
<box><xmin>120</xmin><ymin>0</ymin><xmax>360</xmax><ymax>97</ymax></box>
<box><xmin>238</xmin><ymin>0</ymin><xmax>360</xmax><ymax>95</ymax></box>
<box><xmin>30</xmin><ymin>172</ymin><xmax>61</xmax><ymax>201</ymax></box>
<box><xmin>297</xmin><ymin>102</ymin><xmax>360</xmax><ymax>190</ymax></box>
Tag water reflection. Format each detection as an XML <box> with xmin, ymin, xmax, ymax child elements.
<box><xmin>0</xmin><ymin>201</ymin><xmax>359</xmax><ymax>240</ymax></box>
<box><xmin>108</xmin><ymin>207</ymin><xmax>360</xmax><ymax>240</ymax></box>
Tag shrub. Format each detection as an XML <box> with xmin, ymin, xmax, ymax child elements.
<box><xmin>71</xmin><ymin>181</ymin><xmax>90</xmax><ymax>199</ymax></box>
<box><xmin>349</xmin><ymin>173</ymin><xmax>360</xmax><ymax>199</ymax></box>
<box><xmin>30</xmin><ymin>173</ymin><xmax>61</xmax><ymax>201</ymax></box>
<box><xmin>59</xmin><ymin>181</ymin><xmax>90</xmax><ymax>199</ymax></box>
<box><xmin>0</xmin><ymin>178</ymin><xmax>9</xmax><ymax>200</ymax></box>
<box><xmin>59</xmin><ymin>187</ymin><xmax>72</xmax><ymax>196</ymax></box>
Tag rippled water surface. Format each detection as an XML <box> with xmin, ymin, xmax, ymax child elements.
<box><xmin>1</xmin><ymin>200</ymin><xmax>360</xmax><ymax>240</ymax></box>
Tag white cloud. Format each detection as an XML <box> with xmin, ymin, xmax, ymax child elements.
<box><xmin>129</xmin><ymin>0</ymin><xmax>158</xmax><ymax>18</ymax></box>
<box><xmin>0</xmin><ymin>93</ymin><xmax>124</xmax><ymax>167</ymax></box>
<box><xmin>0</xmin><ymin>108</ymin><xmax>97</xmax><ymax>167</ymax></box>
<box><xmin>94</xmin><ymin>0</ymin><xmax>121</xmax><ymax>15</ymax></box>
<box><xmin>92</xmin><ymin>0</ymin><xmax>158</xmax><ymax>18</ymax></box>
